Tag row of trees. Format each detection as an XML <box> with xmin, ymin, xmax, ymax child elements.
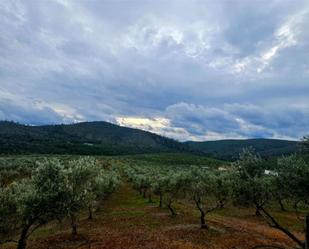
<box><xmin>125</xmin><ymin>165</ymin><xmax>230</xmax><ymax>228</ymax></box>
<box><xmin>0</xmin><ymin>157</ymin><xmax>119</xmax><ymax>249</ymax></box>
<box><xmin>125</xmin><ymin>148</ymin><xmax>309</xmax><ymax>248</ymax></box>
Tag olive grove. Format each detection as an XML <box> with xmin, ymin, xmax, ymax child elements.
<box><xmin>0</xmin><ymin>157</ymin><xmax>119</xmax><ymax>249</ymax></box>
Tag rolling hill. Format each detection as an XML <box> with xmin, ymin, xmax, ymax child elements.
<box><xmin>0</xmin><ymin>121</ymin><xmax>300</xmax><ymax>158</ymax></box>
<box><xmin>0</xmin><ymin>121</ymin><xmax>189</xmax><ymax>155</ymax></box>
<box><xmin>185</xmin><ymin>138</ymin><xmax>300</xmax><ymax>160</ymax></box>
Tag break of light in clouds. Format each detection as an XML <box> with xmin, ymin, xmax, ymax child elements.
<box><xmin>0</xmin><ymin>0</ymin><xmax>309</xmax><ymax>141</ymax></box>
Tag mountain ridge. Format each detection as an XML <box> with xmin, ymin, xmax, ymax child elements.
<box><xmin>0</xmin><ymin>120</ymin><xmax>300</xmax><ymax>158</ymax></box>
<box><xmin>185</xmin><ymin>138</ymin><xmax>300</xmax><ymax>160</ymax></box>
<box><xmin>0</xmin><ymin>120</ymin><xmax>189</xmax><ymax>155</ymax></box>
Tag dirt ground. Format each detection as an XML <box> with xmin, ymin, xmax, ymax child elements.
<box><xmin>3</xmin><ymin>183</ymin><xmax>303</xmax><ymax>249</ymax></box>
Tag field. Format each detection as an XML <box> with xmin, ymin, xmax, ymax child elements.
<box><xmin>0</xmin><ymin>153</ymin><xmax>308</xmax><ymax>249</ymax></box>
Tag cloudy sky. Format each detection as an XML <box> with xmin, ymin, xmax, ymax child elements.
<box><xmin>0</xmin><ymin>0</ymin><xmax>309</xmax><ymax>141</ymax></box>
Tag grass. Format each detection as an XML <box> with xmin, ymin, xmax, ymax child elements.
<box><xmin>1</xmin><ymin>155</ymin><xmax>307</xmax><ymax>249</ymax></box>
<box><xmin>3</xmin><ymin>181</ymin><xmax>305</xmax><ymax>249</ymax></box>
<box><xmin>116</xmin><ymin>152</ymin><xmax>226</xmax><ymax>168</ymax></box>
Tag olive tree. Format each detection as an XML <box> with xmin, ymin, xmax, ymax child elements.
<box><xmin>130</xmin><ymin>169</ymin><xmax>153</xmax><ymax>201</ymax></box>
<box><xmin>277</xmin><ymin>155</ymin><xmax>309</xmax><ymax>249</ymax></box>
<box><xmin>232</xmin><ymin>149</ymin><xmax>309</xmax><ymax>249</ymax></box>
<box><xmin>151</xmin><ymin>173</ymin><xmax>169</xmax><ymax>208</ymax></box>
<box><xmin>87</xmin><ymin>169</ymin><xmax>119</xmax><ymax>219</ymax></box>
<box><xmin>301</xmin><ymin>135</ymin><xmax>309</xmax><ymax>157</ymax></box>
<box><xmin>64</xmin><ymin>157</ymin><xmax>99</xmax><ymax>235</ymax></box>
<box><xmin>0</xmin><ymin>182</ymin><xmax>20</xmax><ymax>244</ymax></box>
<box><xmin>163</xmin><ymin>171</ymin><xmax>190</xmax><ymax>217</ymax></box>
<box><xmin>0</xmin><ymin>156</ymin><xmax>120</xmax><ymax>248</ymax></box>
<box><xmin>232</xmin><ymin>148</ymin><xmax>268</xmax><ymax>216</ymax></box>
<box><xmin>0</xmin><ymin>158</ymin><xmax>68</xmax><ymax>249</ymax></box>
<box><xmin>188</xmin><ymin>167</ymin><xmax>230</xmax><ymax>229</ymax></box>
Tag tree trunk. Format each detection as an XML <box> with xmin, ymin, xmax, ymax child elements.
<box><xmin>159</xmin><ymin>194</ymin><xmax>163</xmax><ymax>208</ymax></box>
<box><xmin>219</xmin><ymin>199</ymin><xmax>225</xmax><ymax>209</ymax></box>
<box><xmin>167</xmin><ymin>200</ymin><xmax>176</xmax><ymax>217</ymax></box>
<box><xmin>305</xmin><ymin>213</ymin><xmax>309</xmax><ymax>249</ymax></box>
<box><xmin>293</xmin><ymin>200</ymin><xmax>300</xmax><ymax>210</ymax></box>
<box><xmin>200</xmin><ymin>211</ymin><xmax>208</xmax><ymax>229</ymax></box>
<box><xmin>88</xmin><ymin>206</ymin><xmax>93</xmax><ymax>220</ymax></box>
<box><xmin>148</xmin><ymin>193</ymin><xmax>152</xmax><ymax>203</ymax></box>
<box><xmin>258</xmin><ymin>206</ymin><xmax>304</xmax><ymax>249</ymax></box>
<box><xmin>278</xmin><ymin>199</ymin><xmax>286</xmax><ymax>212</ymax></box>
<box><xmin>194</xmin><ymin>199</ymin><xmax>208</xmax><ymax>229</ymax></box>
<box><xmin>143</xmin><ymin>190</ymin><xmax>146</xmax><ymax>198</ymax></box>
<box><xmin>17</xmin><ymin>223</ymin><xmax>31</xmax><ymax>249</ymax></box>
<box><xmin>255</xmin><ymin>208</ymin><xmax>261</xmax><ymax>216</ymax></box>
<box><xmin>70</xmin><ymin>214</ymin><xmax>77</xmax><ymax>236</ymax></box>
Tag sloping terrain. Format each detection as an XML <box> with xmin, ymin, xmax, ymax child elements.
<box><xmin>0</xmin><ymin>121</ymin><xmax>189</xmax><ymax>155</ymax></box>
<box><xmin>0</xmin><ymin>121</ymin><xmax>299</xmax><ymax>158</ymax></box>
<box><xmin>186</xmin><ymin>139</ymin><xmax>299</xmax><ymax>160</ymax></box>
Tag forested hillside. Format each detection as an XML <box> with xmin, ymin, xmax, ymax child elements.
<box><xmin>185</xmin><ymin>138</ymin><xmax>299</xmax><ymax>160</ymax></box>
<box><xmin>0</xmin><ymin>121</ymin><xmax>300</xmax><ymax>158</ymax></box>
<box><xmin>0</xmin><ymin>121</ymin><xmax>189</xmax><ymax>155</ymax></box>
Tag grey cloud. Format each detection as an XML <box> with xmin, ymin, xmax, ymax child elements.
<box><xmin>163</xmin><ymin>102</ymin><xmax>309</xmax><ymax>141</ymax></box>
<box><xmin>0</xmin><ymin>99</ymin><xmax>63</xmax><ymax>125</ymax></box>
<box><xmin>225</xmin><ymin>103</ymin><xmax>309</xmax><ymax>138</ymax></box>
<box><xmin>166</xmin><ymin>102</ymin><xmax>241</xmax><ymax>136</ymax></box>
<box><xmin>0</xmin><ymin>0</ymin><xmax>308</xmax><ymax>140</ymax></box>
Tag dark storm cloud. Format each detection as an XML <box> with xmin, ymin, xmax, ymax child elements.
<box><xmin>0</xmin><ymin>0</ymin><xmax>308</xmax><ymax>141</ymax></box>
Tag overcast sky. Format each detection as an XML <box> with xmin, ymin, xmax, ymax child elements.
<box><xmin>0</xmin><ymin>0</ymin><xmax>309</xmax><ymax>141</ymax></box>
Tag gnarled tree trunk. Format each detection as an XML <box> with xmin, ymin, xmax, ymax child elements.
<box><xmin>305</xmin><ymin>213</ymin><xmax>309</xmax><ymax>249</ymax></box>
<box><xmin>255</xmin><ymin>208</ymin><xmax>261</xmax><ymax>216</ymax></box>
<box><xmin>194</xmin><ymin>198</ymin><xmax>208</xmax><ymax>229</ymax></box>
<box><xmin>70</xmin><ymin>214</ymin><xmax>77</xmax><ymax>236</ymax></box>
<box><xmin>200</xmin><ymin>211</ymin><xmax>208</xmax><ymax>229</ymax></box>
<box><xmin>167</xmin><ymin>199</ymin><xmax>176</xmax><ymax>217</ymax></box>
<box><xmin>88</xmin><ymin>206</ymin><xmax>93</xmax><ymax>220</ymax></box>
<box><xmin>258</xmin><ymin>206</ymin><xmax>304</xmax><ymax>249</ymax></box>
<box><xmin>278</xmin><ymin>199</ymin><xmax>286</xmax><ymax>212</ymax></box>
<box><xmin>17</xmin><ymin>223</ymin><xmax>32</xmax><ymax>249</ymax></box>
<box><xmin>159</xmin><ymin>194</ymin><xmax>163</xmax><ymax>208</ymax></box>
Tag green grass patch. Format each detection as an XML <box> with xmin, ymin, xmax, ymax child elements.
<box><xmin>108</xmin><ymin>211</ymin><xmax>145</xmax><ymax>216</ymax></box>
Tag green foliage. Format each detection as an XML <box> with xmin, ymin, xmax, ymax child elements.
<box><xmin>277</xmin><ymin>155</ymin><xmax>309</xmax><ymax>204</ymax></box>
<box><xmin>0</xmin><ymin>183</ymin><xmax>19</xmax><ymax>235</ymax></box>
<box><xmin>0</xmin><ymin>157</ymin><xmax>39</xmax><ymax>186</ymax></box>
<box><xmin>123</xmin><ymin>153</ymin><xmax>224</xmax><ymax>167</ymax></box>
<box><xmin>64</xmin><ymin>157</ymin><xmax>98</xmax><ymax>222</ymax></box>
<box><xmin>186</xmin><ymin>138</ymin><xmax>299</xmax><ymax>160</ymax></box>
<box><xmin>1</xmin><ymin>121</ymin><xmax>299</xmax><ymax>160</ymax></box>
<box><xmin>0</xmin><ymin>121</ymin><xmax>189</xmax><ymax>155</ymax></box>
<box><xmin>1</xmin><ymin>148</ymin><xmax>308</xmax><ymax>248</ymax></box>
<box><xmin>231</xmin><ymin>148</ymin><xmax>309</xmax><ymax>248</ymax></box>
<box><xmin>231</xmin><ymin>148</ymin><xmax>271</xmax><ymax>207</ymax></box>
<box><xmin>0</xmin><ymin>159</ymin><xmax>69</xmax><ymax>248</ymax></box>
<box><xmin>0</xmin><ymin>156</ymin><xmax>119</xmax><ymax>248</ymax></box>
<box><xmin>300</xmin><ymin>135</ymin><xmax>309</xmax><ymax>162</ymax></box>
<box><xmin>187</xmin><ymin>167</ymin><xmax>231</xmax><ymax>228</ymax></box>
<box><xmin>151</xmin><ymin>174</ymin><xmax>169</xmax><ymax>197</ymax></box>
